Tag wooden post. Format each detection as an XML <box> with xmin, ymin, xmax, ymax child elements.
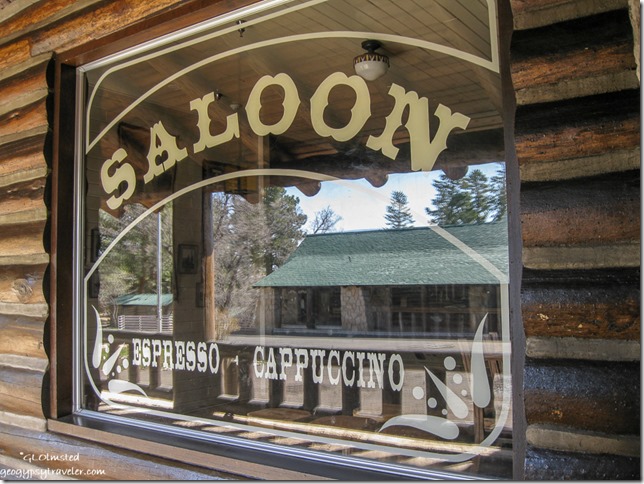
<box><xmin>203</xmin><ymin>189</ymin><xmax>217</xmax><ymax>342</ymax></box>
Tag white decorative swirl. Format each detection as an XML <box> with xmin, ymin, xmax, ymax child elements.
<box><xmin>380</xmin><ymin>415</ymin><xmax>459</xmax><ymax>440</ymax></box>
<box><xmin>424</xmin><ymin>367</ymin><xmax>469</xmax><ymax>419</ymax></box>
<box><xmin>471</xmin><ymin>314</ymin><xmax>491</xmax><ymax>408</ymax></box>
<box><xmin>108</xmin><ymin>380</ymin><xmax>148</xmax><ymax>397</ymax></box>
<box><xmin>89</xmin><ymin>305</ymin><xmax>147</xmax><ymax>397</ymax></box>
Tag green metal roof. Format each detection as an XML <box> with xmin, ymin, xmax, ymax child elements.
<box><xmin>114</xmin><ymin>294</ymin><xmax>174</xmax><ymax>306</ymax></box>
<box><xmin>255</xmin><ymin>221</ymin><xmax>508</xmax><ymax>288</ymax></box>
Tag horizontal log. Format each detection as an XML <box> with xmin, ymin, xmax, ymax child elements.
<box><xmin>522</xmin><ymin>242</ymin><xmax>640</xmax><ymax>270</ymax></box>
<box><xmin>0</xmin><ymin>354</ymin><xmax>47</xmax><ymax>372</ymax></box>
<box><xmin>0</xmin><ymin>302</ymin><xmax>48</xmax><ymax>319</ymax></box>
<box><xmin>0</xmin><ymin>135</ymin><xmax>48</xmax><ymax>189</ymax></box>
<box><xmin>522</xmin><ymin>275</ymin><xmax>640</xmax><ymax>340</ymax></box>
<box><xmin>515</xmin><ymin>90</ymin><xmax>640</xmax><ymax>170</ymax></box>
<box><xmin>521</xmin><ymin>171</ymin><xmax>640</xmax><ymax>247</ymax></box>
<box><xmin>0</xmin><ymin>366</ymin><xmax>44</xmax><ymax>418</ymax></box>
<box><xmin>0</xmin><ymin>53</ymin><xmax>51</xmax><ymax>86</ymax></box>
<box><xmin>526</xmin><ymin>337</ymin><xmax>640</xmax><ymax>360</ymax></box>
<box><xmin>0</xmin><ymin>128</ymin><xmax>48</xmax><ymax>153</ymax></box>
<box><xmin>0</xmin><ymin>314</ymin><xmax>46</xmax><ymax>360</ymax></box>
<box><xmin>525</xmin><ymin>446</ymin><xmax>640</xmax><ymax>480</ymax></box>
<box><xmin>511</xmin><ymin>0</ymin><xmax>628</xmax><ymax>31</ymax></box>
<box><xmin>524</xmin><ymin>358</ymin><xmax>640</xmax><ymax>434</ymax></box>
<box><xmin>0</xmin><ymin>264</ymin><xmax>46</xmax><ymax>305</ymax></box>
<box><xmin>0</xmin><ymin>223</ymin><xmax>46</xmax><ymax>260</ymax></box>
<box><xmin>0</xmin><ymin>254</ymin><xmax>49</xmax><ymax>267</ymax></box>
<box><xmin>0</xmin><ymin>177</ymin><xmax>46</xmax><ymax>218</ymax></box>
<box><xmin>0</xmin><ymin>62</ymin><xmax>48</xmax><ymax>119</ymax></box>
<box><xmin>519</xmin><ymin>146</ymin><xmax>640</xmax><ymax>182</ymax></box>
<box><xmin>0</xmin><ymin>0</ymin><xmax>104</xmax><ymax>49</ymax></box>
<box><xmin>512</xmin><ymin>10</ymin><xmax>635</xmax><ymax>81</ymax></box>
<box><xmin>0</xmin><ymin>422</ymin><xmax>239</xmax><ymax>480</ymax></box>
<box><xmin>523</xmin><ymin>285</ymin><xmax>641</xmax><ymax>352</ymax></box>
<box><xmin>0</xmin><ymin>207</ymin><xmax>47</xmax><ymax>227</ymax></box>
<box><xmin>30</xmin><ymin>0</ymin><xmax>192</xmax><ymax>56</ymax></box>
<box><xmin>0</xmin><ymin>39</ymin><xmax>31</xmax><ymax>72</ymax></box>
<box><xmin>512</xmin><ymin>11</ymin><xmax>637</xmax><ymax>104</ymax></box>
<box><xmin>0</xmin><ymin>0</ymin><xmax>41</xmax><ymax>24</ymax></box>
<box><xmin>0</xmin><ymin>411</ymin><xmax>46</xmax><ymax>432</ymax></box>
<box><xmin>527</xmin><ymin>423</ymin><xmax>640</xmax><ymax>457</ymax></box>
<box><xmin>512</xmin><ymin>35</ymin><xmax>636</xmax><ymax>91</ymax></box>
<box><xmin>522</xmin><ymin>266</ymin><xmax>641</xmax><ymax>285</ymax></box>
<box><xmin>0</xmin><ymin>98</ymin><xmax>48</xmax><ymax>144</ymax></box>
<box><xmin>522</xmin><ymin>203</ymin><xmax>639</xmax><ymax>246</ymax></box>
<box><xmin>516</xmin><ymin>70</ymin><xmax>638</xmax><ymax>106</ymax></box>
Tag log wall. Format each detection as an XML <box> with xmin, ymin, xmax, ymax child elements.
<box><xmin>0</xmin><ymin>0</ymin><xmax>639</xmax><ymax>479</ymax></box>
<box><xmin>511</xmin><ymin>0</ymin><xmax>640</xmax><ymax>479</ymax></box>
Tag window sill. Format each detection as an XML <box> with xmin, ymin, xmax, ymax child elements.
<box><xmin>48</xmin><ymin>413</ymin><xmax>483</xmax><ymax>480</ymax></box>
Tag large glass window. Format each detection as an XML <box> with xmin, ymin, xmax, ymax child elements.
<box><xmin>77</xmin><ymin>0</ymin><xmax>511</xmax><ymax>478</ymax></box>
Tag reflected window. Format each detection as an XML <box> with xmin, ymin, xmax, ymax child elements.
<box><xmin>77</xmin><ymin>0</ymin><xmax>512</xmax><ymax>478</ymax></box>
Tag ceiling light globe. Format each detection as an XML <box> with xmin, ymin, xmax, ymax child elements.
<box><xmin>353</xmin><ymin>40</ymin><xmax>389</xmax><ymax>81</ymax></box>
<box><xmin>354</xmin><ymin>55</ymin><xmax>389</xmax><ymax>81</ymax></box>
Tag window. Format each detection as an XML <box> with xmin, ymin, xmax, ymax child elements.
<box><xmin>73</xmin><ymin>0</ymin><xmax>513</xmax><ymax>478</ymax></box>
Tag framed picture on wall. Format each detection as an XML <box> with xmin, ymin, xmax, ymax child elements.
<box><xmin>177</xmin><ymin>244</ymin><xmax>198</xmax><ymax>274</ymax></box>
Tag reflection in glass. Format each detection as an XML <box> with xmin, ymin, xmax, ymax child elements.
<box><xmin>80</xmin><ymin>0</ymin><xmax>511</xmax><ymax>477</ymax></box>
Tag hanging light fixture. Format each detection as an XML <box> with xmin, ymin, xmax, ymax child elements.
<box><xmin>353</xmin><ymin>40</ymin><xmax>389</xmax><ymax>81</ymax></box>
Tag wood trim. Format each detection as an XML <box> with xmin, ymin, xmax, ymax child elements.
<box><xmin>55</xmin><ymin>0</ymin><xmax>260</xmax><ymax>66</ymax></box>
<box><xmin>497</xmin><ymin>0</ymin><xmax>525</xmax><ymax>480</ymax></box>
<box><xmin>49</xmin><ymin>58</ymin><xmax>75</xmax><ymax>419</ymax></box>
<box><xmin>47</xmin><ymin>418</ymin><xmax>326</xmax><ymax>480</ymax></box>
<box><xmin>48</xmin><ymin>414</ymin><xmax>486</xmax><ymax>479</ymax></box>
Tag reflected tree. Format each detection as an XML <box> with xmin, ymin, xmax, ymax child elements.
<box><xmin>210</xmin><ymin>187</ymin><xmax>307</xmax><ymax>330</ymax></box>
<box><xmin>490</xmin><ymin>165</ymin><xmax>507</xmax><ymax>221</ymax></box>
<box><xmin>385</xmin><ymin>190</ymin><xmax>415</xmax><ymax>229</ymax></box>
<box><xmin>309</xmin><ymin>205</ymin><xmax>342</xmax><ymax>234</ymax></box>
<box><xmin>262</xmin><ymin>187</ymin><xmax>308</xmax><ymax>274</ymax></box>
<box><xmin>426</xmin><ymin>167</ymin><xmax>506</xmax><ymax>225</ymax></box>
<box><xmin>97</xmin><ymin>203</ymin><xmax>174</xmax><ymax>321</ymax></box>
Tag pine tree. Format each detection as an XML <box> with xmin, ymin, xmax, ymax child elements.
<box><xmin>261</xmin><ymin>186</ymin><xmax>308</xmax><ymax>274</ymax></box>
<box><xmin>385</xmin><ymin>190</ymin><xmax>415</xmax><ymax>229</ymax></box>
<box><xmin>425</xmin><ymin>174</ymin><xmax>478</xmax><ymax>225</ymax></box>
<box><xmin>426</xmin><ymin>166</ymin><xmax>506</xmax><ymax>225</ymax></box>
<box><xmin>462</xmin><ymin>169</ymin><xmax>493</xmax><ymax>224</ymax></box>
<box><xmin>490</xmin><ymin>165</ymin><xmax>507</xmax><ymax>221</ymax></box>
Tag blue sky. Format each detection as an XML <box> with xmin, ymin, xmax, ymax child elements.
<box><xmin>288</xmin><ymin>162</ymin><xmax>505</xmax><ymax>233</ymax></box>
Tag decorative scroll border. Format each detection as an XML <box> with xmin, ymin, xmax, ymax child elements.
<box><xmin>82</xmin><ymin>0</ymin><xmax>500</xmax><ymax>153</ymax></box>
<box><xmin>82</xmin><ymin>169</ymin><xmax>511</xmax><ymax>463</ymax></box>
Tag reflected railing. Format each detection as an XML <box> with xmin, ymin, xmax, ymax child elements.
<box><xmin>116</xmin><ymin>315</ymin><xmax>174</xmax><ymax>333</ymax></box>
<box><xmin>100</xmin><ymin>328</ymin><xmax>511</xmax><ymax>451</ymax></box>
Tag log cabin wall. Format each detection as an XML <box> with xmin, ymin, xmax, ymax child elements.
<box><xmin>0</xmin><ymin>0</ymin><xmax>639</xmax><ymax>479</ymax></box>
<box><xmin>511</xmin><ymin>0</ymin><xmax>641</xmax><ymax>479</ymax></box>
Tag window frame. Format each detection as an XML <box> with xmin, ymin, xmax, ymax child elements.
<box><xmin>48</xmin><ymin>0</ymin><xmax>524</xmax><ymax>479</ymax></box>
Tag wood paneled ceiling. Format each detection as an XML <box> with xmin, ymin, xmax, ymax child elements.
<box><xmin>87</xmin><ymin>0</ymin><xmax>504</xmax><ymax>208</ymax></box>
